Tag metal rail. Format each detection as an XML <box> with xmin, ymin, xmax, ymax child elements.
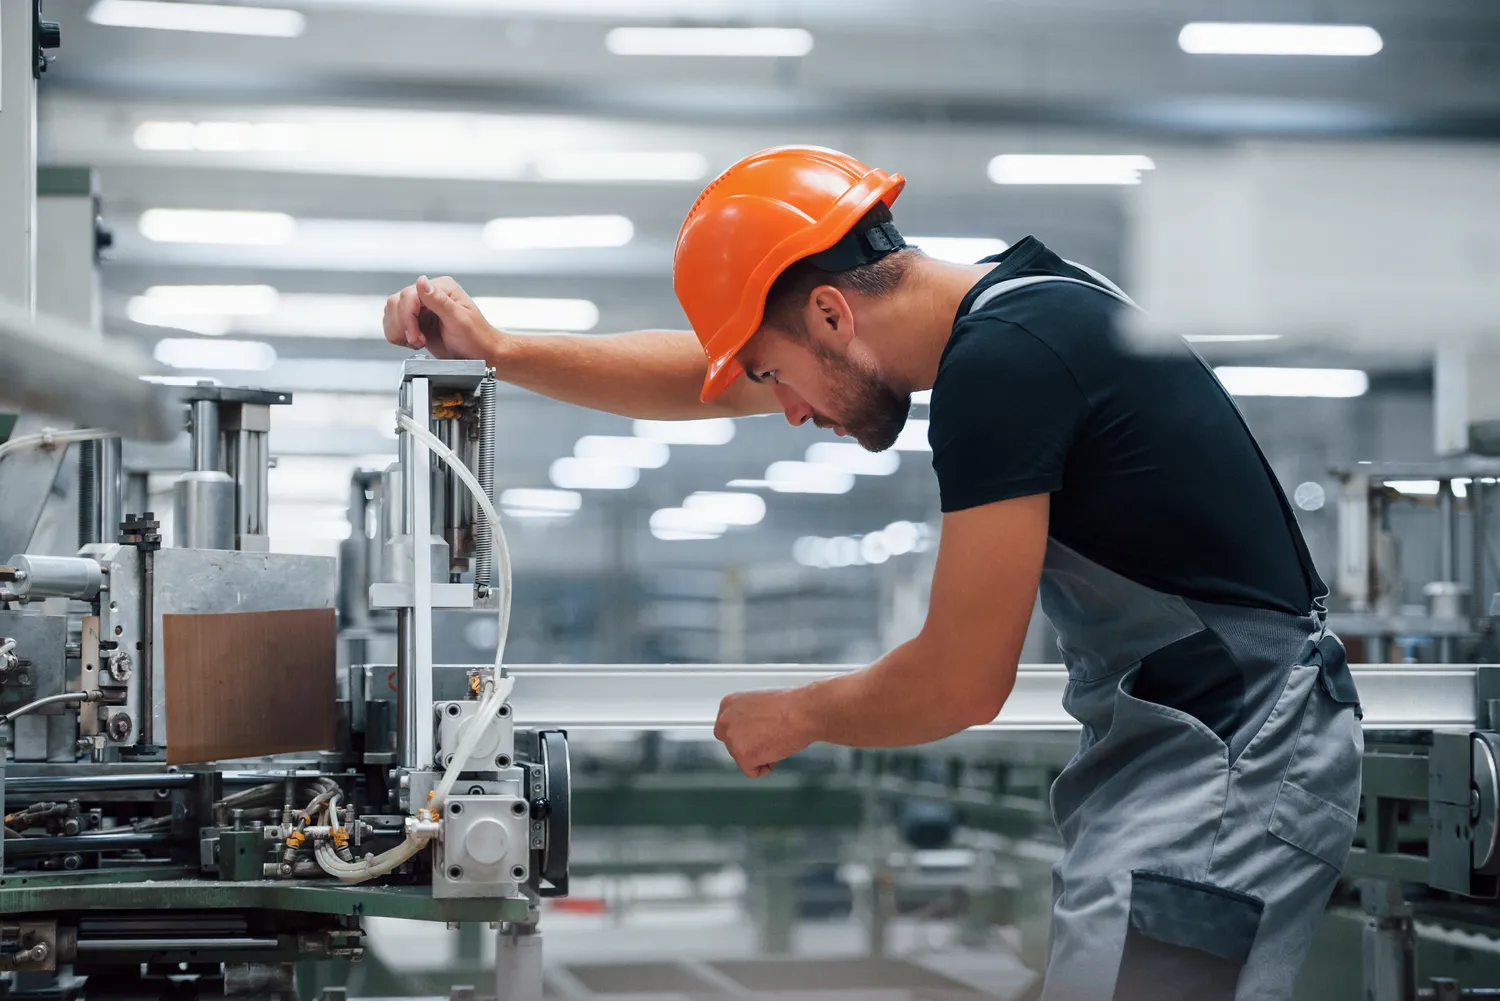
<box><xmin>504</xmin><ymin>663</ymin><xmax>1486</xmax><ymax>732</ymax></box>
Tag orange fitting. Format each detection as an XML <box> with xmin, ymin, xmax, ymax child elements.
<box><xmin>331</xmin><ymin>827</ymin><xmax>349</xmax><ymax>848</ymax></box>
<box><xmin>285</xmin><ymin>830</ymin><xmax>305</xmax><ymax>849</ymax></box>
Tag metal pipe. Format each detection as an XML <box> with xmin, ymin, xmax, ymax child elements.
<box><xmin>1474</xmin><ymin>480</ymin><xmax>1489</xmax><ymax>624</ymax></box>
<box><xmin>76</xmin><ymin>937</ymin><xmax>280</xmax><ymax>953</ymax></box>
<box><xmin>1</xmin><ymin>690</ymin><xmax>101</xmax><ymax>724</ymax></box>
<box><xmin>475</xmin><ymin>377</ymin><xmax>497</xmax><ymax>590</ymax></box>
<box><xmin>2</xmin><ymin>771</ymin><xmax>193</xmax><ymax>793</ymax></box>
<box><xmin>99</xmin><ymin>435</ymin><xmax>122</xmax><ymax>545</ymax></box>
<box><xmin>1</xmin><ymin>830</ymin><xmax>171</xmax><ymax>857</ymax></box>
<box><xmin>172</xmin><ymin>471</ymin><xmax>235</xmax><ymax>550</ymax></box>
<box><xmin>7</xmin><ymin>554</ymin><xmax>102</xmax><ymax>600</ymax></box>
<box><xmin>1439</xmin><ymin>481</ymin><xmax>1458</xmax><ymax>661</ymax></box>
<box><xmin>190</xmin><ymin>400</ymin><xmax>220</xmax><ymax>472</ymax></box>
<box><xmin>141</xmin><ymin>546</ymin><xmax>155</xmax><ymax>746</ymax></box>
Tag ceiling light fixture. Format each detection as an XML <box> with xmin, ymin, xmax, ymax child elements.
<box><xmin>573</xmin><ymin>435</ymin><xmax>670</xmax><ymax>469</ymax></box>
<box><xmin>682</xmin><ymin>491</ymin><xmax>765</xmax><ymax>527</ymax></box>
<box><xmin>605</xmin><ymin>26</ymin><xmax>814</xmax><ymax>58</ymax></box>
<box><xmin>1178</xmin><ymin>22</ymin><xmax>1383</xmax><ymax>57</ymax></box>
<box><xmin>988</xmin><ymin>154</ymin><xmax>1156</xmax><ymax>186</ymax></box>
<box><xmin>765</xmin><ymin>461</ymin><xmax>854</xmax><ymax>495</ymax></box>
<box><xmin>649</xmin><ymin>507</ymin><xmax>727</xmax><ymax>541</ymax></box>
<box><xmin>134</xmin><ymin>120</ymin><xmax>306</xmax><ymax>153</ymax></box>
<box><xmin>633</xmin><ymin>417</ymin><xmax>736</xmax><ymax>445</ymax></box>
<box><xmin>907</xmin><ymin>237</ymin><xmax>1009</xmax><ymax>264</ymax></box>
<box><xmin>482</xmin><ymin>214</ymin><xmax>634</xmax><ymax>251</ymax></box>
<box><xmin>152</xmin><ymin>338</ymin><xmax>277</xmax><ymax>371</ymax></box>
<box><xmin>1212</xmin><ymin>367</ymin><xmax>1369</xmax><ymax>398</ymax></box>
<box><xmin>534</xmin><ymin>151</ymin><xmax>709</xmax><ymax>183</ymax></box>
<box><xmin>139</xmin><ymin>208</ymin><xmax>296</xmax><ymax>246</ymax></box>
<box><xmin>501</xmin><ymin>487</ymin><xmax>582</xmax><ymax>518</ymax></box>
<box><xmin>88</xmin><ymin>0</ymin><xmax>306</xmax><ymax>36</ymax></box>
<box><xmin>549</xmin><ymin>457</ymin><xmax>639</xmax><ymax>491</ymax></box>
<box><xmin>805</xmin><ymin>442</ymin><xmax>900</xmax><ymax>476</ymax></box>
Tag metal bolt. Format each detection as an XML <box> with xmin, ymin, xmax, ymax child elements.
<box><xmin>510</xmin><ymin>865</ymin><xmax>526</xmax><ymax>881</ymax></box>
<box><xmin>510</xmin><ymin>801</ymin><xmax>527</xmax><ymax>817</ymax></box>
<box><xmin>62</xmin><ymin>854</ymin><xmax>81</xmax><ymax>871</ymax></box>
<box><xmin>447</xmin><ymin>865</ymin><xmax>464</xmax><ymax>880</ymax></box>
<box><xmin>108</xmin><ymin>713</ymin><xmax>133</xmax><ymax>742</ymax></box>
<box><xmin>495</xmin><ymin>754</ymin><xmax>511</xmax><ymax>769</ymax></box>
<box><xmin>449</xmin><ymin>802</ymin><xmax>464</xmax><ymax>816</ymax></box>
<box><xmin>497</xmin><ymin>703</ymin><xmax>511</xmax><ymax>718</ymax></box>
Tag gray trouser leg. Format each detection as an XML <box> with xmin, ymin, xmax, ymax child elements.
<box><xmin>1041</xmin><ymin>662</ymin><xmax>1362</xmax><ymax>1001</ymax></box>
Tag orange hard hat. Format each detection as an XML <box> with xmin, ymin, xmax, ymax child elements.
<box><xmin>673</xmin><ymin>145</ymin><xmax>906</xmax><ymax>401</ymax></box>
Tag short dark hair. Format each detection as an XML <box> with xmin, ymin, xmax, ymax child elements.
<box><xmin>761</xmin><ymin>204</ymin><xmax>918</xmax><ymax>337</ymax></box>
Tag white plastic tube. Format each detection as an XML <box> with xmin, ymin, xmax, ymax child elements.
<box><xmin>395</xmin><ymin>410</ymin><xmax>512</xmax><ymax>670</ymax></box>
<box><xmin>0</xmin><ymin>428</ymin><xmax>116</xmax><ymax>462</ymax></box>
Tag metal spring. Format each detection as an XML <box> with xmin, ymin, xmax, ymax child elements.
<box><xmin>474</xmin><ymin>377</ymin><xmax>498</xmax><ymax>589</ymax></box>
<box><xmin>77</xmin><ymin>439</ymin><xmax>98</xmax><ymax>548</ymax></box>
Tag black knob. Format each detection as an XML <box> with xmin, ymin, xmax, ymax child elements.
<box><xmin>39</xmin><ymin>20</ymin><xmax>60</xmax><ymax>49</ymax></box>
<box><xmin>529</xmin><ymin>798</ymin><xmax>551</xmax><ymax>820</ymax></box>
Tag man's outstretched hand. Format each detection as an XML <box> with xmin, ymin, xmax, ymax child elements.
<box><xmin>714</xmin><ymin>688</ymin><xmax>816</xmax><ymax>778</ymax></box>
<box><xmin>383</xmin><ymin>275</ymin><xmax>501</xmax><ymax>361</ymax></box>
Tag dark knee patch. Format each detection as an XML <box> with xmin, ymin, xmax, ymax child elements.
<box><xmin>1112</xmin><ymin>871</ymin><xmax>1264</xmax><ymax>1001</ymax></box>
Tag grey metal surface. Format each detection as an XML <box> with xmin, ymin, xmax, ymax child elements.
<box><xmin>432</xmin><ymin>792</ymin><xmax>532</xmax><ymax>899</ymax></box>
<box><xmin>172</xmin><ymin>471</ymin><xmax>236</xmax><ymax>551</ymax></box>
<box><xmin>0</xmin><ymin>612</ymin><xmax>68</xmax><ymax>717</ymax></box>
<box><xmin>0</xmin><ymin>302</ymin><xmax>179</xmax><ymax>441</ymax></box>
<box><xmin>149</xmin><ymin>548</ymin><xmax>338</xmax><ymax>748</ymax></box>
<box><xmin>494</xmin><ymin>663</ymin><xmax>1486</xmax><ymax>732</ymax></box>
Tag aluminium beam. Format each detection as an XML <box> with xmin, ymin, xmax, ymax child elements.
<box><xmin>505</xmin><ymin>664</ymin><xmax>1485</xmax><ymax>732</ymax></box>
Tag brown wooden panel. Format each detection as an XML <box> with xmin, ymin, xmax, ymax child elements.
<box><xmin>161</xmin><ymin>607</ymin><xmax>336</xmax><ymax>765</ymax></box>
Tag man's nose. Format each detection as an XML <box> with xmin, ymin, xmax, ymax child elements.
<box><xmin>774</xmin><ymin>385</ymin><xmax>812</xmax><ymax>427</ymax></box>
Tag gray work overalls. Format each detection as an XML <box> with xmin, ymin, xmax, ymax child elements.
<box><xmin>967</xmin><ymin>272</ymin><xmax>1364</xmax><ymax>1001</ymax></box>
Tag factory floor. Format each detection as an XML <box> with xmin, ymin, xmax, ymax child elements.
<box><xmin>359</xmin><ymin>910</ymin><xmax>1039</xmax><ymax>999</ymax></box>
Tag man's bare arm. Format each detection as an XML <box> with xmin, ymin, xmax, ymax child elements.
<box><xmin>382</xmin><ymin>275</ymin><xmax>779</xmax><ymax>420</ymax></box>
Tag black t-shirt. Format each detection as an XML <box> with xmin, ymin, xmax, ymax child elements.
<box><xmin>929</xmin><ymin>236</ymin><xmax>1321</xmax><ymax>616</ymax></box>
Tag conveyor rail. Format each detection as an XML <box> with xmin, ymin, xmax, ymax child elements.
<box><xmin>504</xmin><ymin>663</ymin><xmax>1483</xmax><ymax>732</ymax></box>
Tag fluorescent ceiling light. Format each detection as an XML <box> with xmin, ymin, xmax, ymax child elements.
<box><xmin>881</xmin><ymin>521</ymin><xmax>920</xmax><ymax>556</ymax></box>
<box><xmin>153</xmin><ymin>338</ymin><xmax>277</xmax><ymax>371</ymax></box>
<box><xmin>725</xmin><ymin>479</ymin><xmax>771</xmax><ymax>489</ymax></box>
<box><xmin>1184</xmin><ymin>334</ymin><xmax>1283</xmax><ymax>344</ymax></box>
<box><xmin>649</xmin><ymin>507</ymin><xmax>726</xmax><ymax>542</ymax></box>
<box><xmin>683</xmin><ymin>491</ymin><xmax>765</xmax><ymax>527</ymax></box>
<box><xmin>765</xmin><ymin>461</ymin><xmax>854</xmax><ymax>495</ymax></box>
<box><xmin>139</xmin><ymin>209</ymin><xmax>295</xmax><ymax>245</ymax></box>
<box><xmin>1213</xmin><ymin>366</ymin><xmax>1369</xmax><ymax>398</ymax></box>
<box><xmin>910</xmin><ymin>390</ymin><xmax>931</xmax><ymax>405</ymax></box>
<box><xmin>1386</xmin><ymin>480</ymin><xmax>1440</xmax><ymax>497</ymax></box>
<box><xmin>633</xmin><ymin>417</ymin><xmax>735</xmax><ymax>445</ymax></box>
<box><xmin>988</xmin><ymin>155</ymin><xmax>1156</xmax><ymax>186</ymax></box>
<box><xmin>1178</xmin><ymin>22</ymin><xmax>1382</xmax><ymax>57</ymax></box>
<box><xmin>128</xmin><ymin>291</ymin><xmax>598</xmax><ymax>339</ymax></box>
<box><xmin>892</xmin><ymin>419</ymin><xmax>930</xmax><ymax>453</ymax></box>
<box><xmin>549</xmin><ymin>457</ymin><xmax>638</xmax><ymax>491</ymax></box>
<box><xmin>88</xmin><ymin>1</ymin><xmax>306</xmax><ymax>36</ymax></box>
<box><xmin>908</xmin><ymin>237</ymin><xmax>1008</xmax><ymax>264</ymax></box>
<box><xmin>483</xmin><ymin>215</ymin><xmax>633</xmax><ymax>251</ymax></box>
<box><xmin>501</xmin><ymin>487</ymin><xmax>581</xmax><ymax>518</ymax></box>
<box><xmin>534</xmin><ymin>151</ymin><xmax>709</xmax><ymax>182</ymax></box>
<box><xmin>605</xmin><ymin>26</ymin><xmax>813</xmax><ymax>58</ymax></box>
<box><xmin>135</xmin><ymin>120</ymin><xmax>305</xmax><ymax>152</ymax></box>
<box><xmin>806</xmin><ymin>441</ymin><xmax>899</xmax><ymax>476</ymax></box>
<box><xmin>573</xmin><ymin>435</ymin><xmax>669</xmax><ymax>469</ymax></box>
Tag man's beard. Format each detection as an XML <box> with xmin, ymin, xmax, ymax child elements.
<box><xmin>810</xmin><ymin>344</ymin><xmax>909</xmax><ymax>452</ymax></box>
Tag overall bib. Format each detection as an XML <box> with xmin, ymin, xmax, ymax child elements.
<box><xmin>966</xmin><ymin>272</ymin><xmax>1365</xmax><ymax>1001</ymax></box>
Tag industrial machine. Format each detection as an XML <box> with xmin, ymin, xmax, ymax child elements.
<box><xmin>1</xmin><ymin>361</ymin><xmax>571</xmax><ymax>1000</ymax></box>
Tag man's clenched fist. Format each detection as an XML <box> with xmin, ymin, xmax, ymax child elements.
<box><xmin>713</xmin><ymin>688</ymin><xmax>815</xmax><ymax>778</ymax></box>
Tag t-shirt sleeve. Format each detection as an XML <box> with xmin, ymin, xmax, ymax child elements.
<box><xmin>929</xmin><ymin>319</ymin><xmax>1090</xmax><ymax>513</ymax></box>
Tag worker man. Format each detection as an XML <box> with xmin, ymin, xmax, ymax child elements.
<box><xmin>384</xmin><ymin>146</ymin><xmax>1362</xmax><ymax>999</ymax></box>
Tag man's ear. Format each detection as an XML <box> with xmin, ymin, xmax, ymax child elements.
<box><xmin>805</xmin><ymin>285</ymin><xmax>855</xmax><ymax>349</ymax></box>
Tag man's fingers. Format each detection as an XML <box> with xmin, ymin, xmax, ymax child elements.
<box><xmin>397</xmin><ymin>286</ymin><xmax>424</xmax><ymax>348</ymax></box>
